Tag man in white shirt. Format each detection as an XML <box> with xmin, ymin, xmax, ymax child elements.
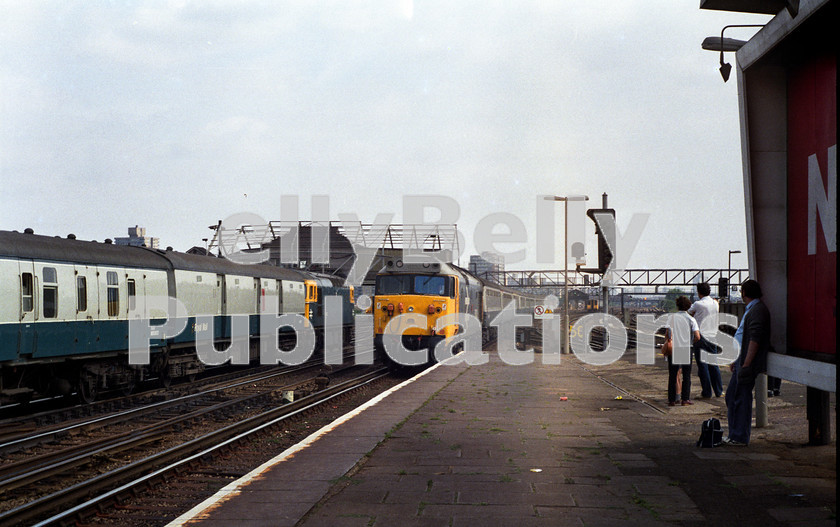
<box><xmin>667</xmin><ymin>296</ymin><xmax>700</xmax><ymax>406</ymax></box>
<box><xmin>688</xmin><ymin>282</ymin><xmax>723</xmax><ymax>398</ymax></box>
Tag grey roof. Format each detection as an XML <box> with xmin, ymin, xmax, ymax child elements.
<box><xmin>0</xmin><ymin>230</ymin><xmax>310</xmax><ymax>282</ymax></box>
<box><xmin>0</xmin><ymin>230</ymin><xmax>171</xmax><ymax>269</ymax></box>
<box><xmin>159</xmin><ymin>250</ymin><xmax>308</xmax><ymax>280</ymax></box>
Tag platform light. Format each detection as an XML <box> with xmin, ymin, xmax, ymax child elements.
<box><xmin>719</xmin><ymin>62</ymin><xmax>733</xmax><ymax>82</ymax></box>
<box><xmin>702</xmin><ymin>25</ymin><xmax>765</xmax><ymax>82</ymax></box>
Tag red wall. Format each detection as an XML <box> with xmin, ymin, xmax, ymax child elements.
<box><xmin>787</xmin><ymin>52</ymin><xmax>836</xmax><ymax>356</ymax></box>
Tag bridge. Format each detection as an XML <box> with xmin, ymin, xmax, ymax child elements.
<box><xmin>203</xmin><ymin>220</ymin><xmax>749</xmax><ymax>293</ymax></box>
<box><xmin>477</xmin><ymin>269</ymin><xmax>751</xmax><ymax>289</ymax></box>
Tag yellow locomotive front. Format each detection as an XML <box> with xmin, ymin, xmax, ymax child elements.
<box><xmin>373</xmin><ymin>261</ymin><xmax>459</xmax><ymax>364</ymax></box>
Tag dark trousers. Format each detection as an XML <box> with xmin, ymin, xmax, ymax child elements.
<box><xmin>768</xmin><ymin>376</ymin><xmax>782</xmax><ymax>394</ymax></box>
<box><xmin>667</xmin><ymin>354</ymin><xmax>692</xmax><ymax>403</ymax></box>
<box><xmin>694</xmin><ymin>337</ymin><xmax>723</xmax><ymax>397</ymax></box>
<box><xmin>725</xmin><ymin>361</ymin><xmax>754</xmax><ymax>444</ymax></box>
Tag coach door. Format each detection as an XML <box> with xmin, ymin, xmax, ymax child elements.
<box><xmin>216</xmin><ymin>275</ymin><xmax>226</xmax><ymax>316</ymax></box>
<box><xmin>125</xmin><ymin>270</ymin><xmax>145</xmax><ymax>318</ymax></box>
<box><xmin>274</xmin><ymin>279</ymin><xmax>282</xmax><ymax>314</ymax></box>
<box><xmin>255</xmin><ymin>278</ymin><xmax>262</xmax><ymax>314</ymax></box>
<box><xmin>74</xmin><ymin>265</ymin><xmax>97</xmax><ymax>352</ymax></box>
<box><xmin>18</xmin><ymin>260</ymin><xmax>36</xmax><ymax>356</ymax></box>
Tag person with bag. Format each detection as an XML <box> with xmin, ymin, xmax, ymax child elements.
<box><xmin>665</xmin><ymin>296</ymin><xmax>700</xmax><ymax>406</ymax></box>
<box><xmin>723</xmin><ymin>279</ymin><xmax>771</xmax><ymax>446</ymax></box>
<box><xmin>661</xmin><ymin>336</ymin><xmax>683</xmax><ymax>400</ymax></box>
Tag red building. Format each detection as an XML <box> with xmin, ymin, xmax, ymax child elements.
<box><xmin>701</xmin><ymin>0</ymin><xmax>835</xmax><ymax>443</ymax></box>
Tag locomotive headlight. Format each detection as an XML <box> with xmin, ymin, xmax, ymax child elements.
<box><xmin>408</xmin><ymin>306</ymin><xmax>414</xmax><ymax>312</ymax></box>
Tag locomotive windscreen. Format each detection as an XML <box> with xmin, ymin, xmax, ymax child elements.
<box><xmin>376</xmin><ymin>274</ymin><xmax>455</xmax><ymax>297</ymax></box>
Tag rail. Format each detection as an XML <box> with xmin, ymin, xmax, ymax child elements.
<box><xmin>0</xmin><ymin>369</ymin><xmax>389</xmax><ymax>527</ymax></box>
<box><xmin>0</xmin><ymin>365</ymin><xmax>332</xmax><ymax>494</ymax></box>
<box><xmin>0</xmin><ymin>363</ymin><xmax>320</xmax><ymax>454</ymax></box>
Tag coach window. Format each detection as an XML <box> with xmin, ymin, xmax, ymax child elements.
<box><xmin>43</xmin><ymin>267</ymin><xmax>58</xmax><ymax>318</ymax></box>
<box><xmin>21</xmin><ymin>272</ymin><xmax>34</xmax><ymax>312</ymax></box>
<box><xmin>107</xmin><ymin>271</ymin><xmax>119</xmax><ymax>316</ymax></box>
<box><xmin>77</xmin><ymin>276</ymin><xmax>87</xmax><ymax>312</ymax></box>
<box><xmin>127</xmin><ymin>279</ymin><xmax>136</xmax><ymax>311</ymax></box>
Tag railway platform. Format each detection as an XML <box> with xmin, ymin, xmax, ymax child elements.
<box><xmin>170</xmin><ymin>347</ymin><xmax>836</xmax><ymax>527</ymax></box>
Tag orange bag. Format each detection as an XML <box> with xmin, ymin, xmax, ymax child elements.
<box><xmin>661</xmin><ymin>338</ymin><xmax>673</xmax><ymax>357</ymax></box>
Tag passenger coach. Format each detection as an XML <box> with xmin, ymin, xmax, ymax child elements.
<box><xmin>0</xmin><ymin>229</ymin><xmax>354</xmax><ymax>404</ymax></box>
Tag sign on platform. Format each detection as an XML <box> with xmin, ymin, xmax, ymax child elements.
<box><xmin>534</xmin><ymin>305</ymin><xmax>554</xmax><ymax>319</ymax></box>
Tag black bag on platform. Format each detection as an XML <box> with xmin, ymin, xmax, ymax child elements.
<box><xmin>697</xmin><ymin>418</ymin><xmax>723</xmax><ymax>448</ymax></box>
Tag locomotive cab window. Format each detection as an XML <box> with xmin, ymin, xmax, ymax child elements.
<box><xmin>414</xmin><ymin>275</ymin><xmax>450</xmax><ymax>297</ymax></box>
<box><xmin>43</xmin><ymin>267</ymin><xmax>58</xmax><ymax>318</ymax></box>
<box><xmin>375</xmin><ymin>274</ymin><xmax>411</xmax><ymax>295</ymax></box>
<box><xmin>375</xmin><ymin>274</ymin><xmax>455</xmax><ymax>297</ymax></box>
<box><xmin>21</xmin><ymin>272</ymin><xmax>34</xmax><ymax>312</ymax></box>
<box><xmin>77</xmin><ymin>276</ymin><xmax>88</xmax><ymax>312</ymax></box>
<box><xmin>305</xmin><ymin>283</ymin><xmax>318</xmax><ymax>303</ymax></box>
<box><xmin>106</xmin><ymin>271</ymin><xmax>119</xmax><ymax>316</ymax></box>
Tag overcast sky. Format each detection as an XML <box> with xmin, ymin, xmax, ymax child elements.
<box><xmin>0</xmin><ymin>1</ymin><xmax>771</xmax><ymax>271</ymax></box>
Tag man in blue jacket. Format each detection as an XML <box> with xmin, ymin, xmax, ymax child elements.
<box><xmin>723</xmin><ymin>279</ymin><xmax>771</xmax><ymax>446</ymax></box>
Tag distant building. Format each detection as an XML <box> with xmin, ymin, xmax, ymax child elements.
<box><xmin>114</xmin><ymin>225</ymin><xmax>159</xmax><ymax>249</ymax></box>
<box><xmin>262</xmin><ymin>224</ymin><xmax>356</xmax><ymax>276</ymax></box>
<box><xmin>469</xmin><ymin>252</ymin><xmax>505</xmax><ymax>278</ymax></box>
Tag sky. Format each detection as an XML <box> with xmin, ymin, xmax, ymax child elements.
<box><xmin>0</xmin><ymin>1</ymin><xmax>772</xmax><ymax>272</ymax></box>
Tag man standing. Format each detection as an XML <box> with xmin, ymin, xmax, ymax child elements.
<box><xmin>688</xmin><ymin>282</ymin><xmax>723</xmax><ymax>398</ymax></box>
<box><xmin>723</xmin><ymin>279</ymin><xmax>771</xmax><ymax>446</ymax></box>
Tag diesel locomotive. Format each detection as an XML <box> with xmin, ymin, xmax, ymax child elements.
<box><xmin>0</xmin><ymin>229</ymin><xmax>354</xmax><ymax>404</ymax></box>
<box><xmin>372</xmin><ymin>257</ymin><xmax>541</xmax><ymax>366</ymax></box>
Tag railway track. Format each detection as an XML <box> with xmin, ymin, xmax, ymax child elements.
<box><xmin>571</xmin><ymin>359</ymin><xmax>667</xmax><ymax>415</ymax></box>
<box><xmin>531</xmin><ymin>311</ymin><xmax>665</xmax><ymax>354</ymax></box>
<box><xmin>0</xmin><ymin>361</ymin><xmax>312</xmax><ymax>428</ymax></box>
<box><xmin>0</xmin><ymin>365</ymin><xmax>391</xmax><ymax>526</ymax></box>
<box><xmin>0</xmin><ymin>362</ymin><xmax>324</xmax><ymax>454</ymax></box>
<box><xmin>0</xmin><ymin>330</ymin><xmax>360</xmax><ymax>422</ymax></box>
<box><xmin>0</xmin><ymin>363</ymin><xmax>331</xmax><ymax>492</ymax></box>
<box><xmin>1</xmin><ymin>331</ymin><xmax>668</xmax><ymax>526</ymax></box>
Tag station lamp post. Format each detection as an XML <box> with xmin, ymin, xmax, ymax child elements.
<box><xmin>701</xmin><ymin>25</ymin><xmax>765</xmax><ymax>82</ymax></box>
<box><xmin>544</xmin><ymin>195</ymin><xmax>589</xmax><ymax>354</ymax></box>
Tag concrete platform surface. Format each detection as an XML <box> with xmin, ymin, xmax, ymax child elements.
<box><xmin>170</xmin><ymin>348</ymin><xmax>836</xmax><ymax>527</ymax></box>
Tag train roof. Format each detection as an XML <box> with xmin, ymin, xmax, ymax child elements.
<box><xmin>0</xmin><ymin>229</ymin><xmax>310</xmax><ymax>282</ymax></box>
<box><xmin>0</xmin><ymin>229</ymin><xmax>171</xmax><ymax>269</ymax></box>
<box><xmin>157</xmin><ymin>250</ymin><xmax>308</xmax><ymax>281</ymax></box>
